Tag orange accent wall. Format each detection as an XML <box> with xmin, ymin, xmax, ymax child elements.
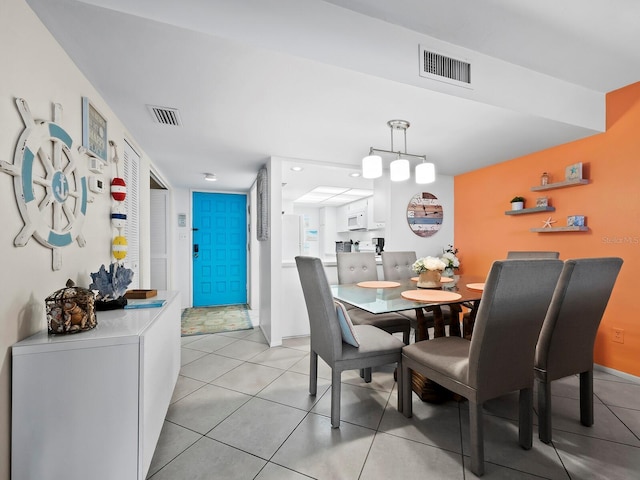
<box><xmin>455</xmin><ymin>81</ymin><xmax>640</xmax><ymax>377</ymax></box>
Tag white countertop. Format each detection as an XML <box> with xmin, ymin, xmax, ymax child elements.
<box><xmin>13</xmin><ymin>291</ymin><xmax>179</xmax><ymax>354</ymax></box>
<box><xmin>282</xmin><ymin>255</ymin><xmax>382</xmax><ymax>267</ymax></box>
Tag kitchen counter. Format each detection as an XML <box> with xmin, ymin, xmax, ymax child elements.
<box><xmin>282</xmin><ymin>254</ymin><xmax>382</xmax><ymax>268</ymax></box>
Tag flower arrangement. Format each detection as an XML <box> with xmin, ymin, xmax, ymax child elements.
<box><xmin>441</xmin><ymin>244</ymin><xmax>460</xmax><ymax>271</ymax></box>
<box><xmin>412</xmin><ymin>256</ymin><xmax>446</xmax><ymax>274</ymax></box>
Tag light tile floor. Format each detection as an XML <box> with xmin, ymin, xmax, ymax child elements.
<box><xmin>148</xmin><ymin>327</ymin><xmax>640</xmax><ymax>479</ymax></box>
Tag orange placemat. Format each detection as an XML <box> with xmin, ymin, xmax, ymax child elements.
<box><xmin>411</xmin><ymin>276</ymin><xmax>454</xmax><ymax>283</ymax></box>
<box><xmin>466</xmin><ymin>283</ymin><xmax>485</xmax><ymax>291</ymax></box>
<box><xmin>356</xmin><ymin>281</ymin><xmax>401</xmax><ymax>288</ymax></box>
<box><xmin>401</xmin><ymin>290</ymin><xmax>462</xmax><ymax>302</ymax></box>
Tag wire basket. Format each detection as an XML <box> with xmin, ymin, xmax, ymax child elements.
<box><xmin>46</xmin><ymin>280</ymin><xmax>97</xmax><ymax>334</ymax></box>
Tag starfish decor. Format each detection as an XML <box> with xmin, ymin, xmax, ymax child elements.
<box><xmin>542</xmin><ymin>216</ymin><xmax>557</xmax><ymax>228</ymax></box>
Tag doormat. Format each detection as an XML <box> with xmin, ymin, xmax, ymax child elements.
<box><xmin>181</xmin><ymin>304</ymin><xmax>253</xmax><ymax>336</ymax></box>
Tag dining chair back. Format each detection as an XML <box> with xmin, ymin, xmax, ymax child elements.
<box><xmin>382</xmin><ymin>250</ymin><xmax>452</xmax><ymax>340</ymax></box>
<box><xmin>507</xmin><ymin>251</ymin><xmax>560</xmax><ymax>259</ymax></box>
<box><xmin>295</xmin><ymin>256</ymin><xmax>404</xmax><ymax>428</ymax></box>
<box><xmin>336</xmin><ymin>252</ymin><xmax>411</xmax><ymax>346</ymax></box>
<box><xmin>336</xmin><ymin>252</ymin><xmax>378</xmax><ymax>284</ymax></box>
<box><xmin>381</xmin><ymin>251</ymin><xmax>417</xmax><ymax>281</ymax></box>
<box><xmin>535</xmin><ymin>257</ymin><xmax>623</xmax><ymax>443</ymax></box>
<box><xmin>401</xmin><ymin>259</ymin><xmax>563</xmax><ymax>476</ymax></box>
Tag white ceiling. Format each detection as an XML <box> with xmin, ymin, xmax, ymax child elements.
<box><xmin>26</xmin><ymin>0</ymin><xmax>640</xmax><ymax>193</ymax></box>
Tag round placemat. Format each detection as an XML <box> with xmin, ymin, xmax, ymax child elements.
<box><xmin>401</xmin><ymin>290</ymin><xmax>462</xmax><ymax>302</ymax></box>
<box><xmin>356</xmin><ymin>281</ymin><xmax>401</xmax><ymax>288</ymax></box>
<box><xmin>466</xmin><ymin>283</ymin><xmax>485</xmax><ymax>291</ymax></box>
<box><xmin>411</xmin><ymin>276</ymin><xmax>454</xmax><ymax>283</ymax></box>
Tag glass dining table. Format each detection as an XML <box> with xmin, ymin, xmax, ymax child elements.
<box><xmin>331</xmin><ymin>274</ymin><xmax>486</xmax><ymax>402</ymax></box>
<box><xmin>330</xmin><ymin>274</ymin><xmax>485</xmax><ymax>341</ymax></box>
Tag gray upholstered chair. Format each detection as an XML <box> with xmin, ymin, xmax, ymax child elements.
<box><xmin>401</xmin><ymin>259</ymin><xmax>563</xmax><ymax>476</ymax></box>
<box><xmin>381</xmin><ymin>251</ymin><xmax>417</xmax><ymax>281</ymax></box>
<box><xmin>337</xmin><ymin>252</ymin><xmax>411</xmax><ymax>345</ymax></box>
<box><xmin>295</xmin><ymin>256</ymin><xmax>404</xmax><ymax>428</ymax></box>
<box><xmin>381</xmin><ymin>251</ymin><xmax>453</xmax><ymax>340</ymax></box>
<box><xmin>535</xmin><ymin>257</ymin><xmax>623</xmax><ymax>444</ymax></box>
<box><xmin>507</xmin><ymin>251</ymin><xmax>560</xmax><ymax>259</ymax></box>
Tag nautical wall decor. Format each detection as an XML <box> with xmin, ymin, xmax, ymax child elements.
<box><xmin>109</xmin><ymin>140</ymin><xmax>128</xmax><ymax>260</ymax></box>
<box><xmin>0</xmin><ymin>98</ymin><xmax>88</xmax><ymax>270</ymax></box>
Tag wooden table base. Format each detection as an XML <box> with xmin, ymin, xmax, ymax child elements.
<box><xmin>412</xmin><ymin>303</ymin><xmax>475</xmax><ymax>403</ymax></box>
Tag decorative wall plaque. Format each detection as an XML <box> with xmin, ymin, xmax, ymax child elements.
<box><xmin>406</xmin><ymin>192</ymin><xmax>443</xmax><ymax>237</ymax></box>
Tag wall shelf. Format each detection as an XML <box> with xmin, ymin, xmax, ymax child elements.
<box><xmin>530</xmin><ymin>226</ymin><xmax>589</xmax><ymax>233</ymax></box>
<box><xmin>505</xmin><ymin>206</ymin><xmax>555</xmax><ymax>215</ymax></box>
<box><xmin>531</xmin><ymin>179</ymin><xmax>589</xmax><ymax>191</ymax></box>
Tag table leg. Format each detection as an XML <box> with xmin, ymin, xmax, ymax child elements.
<box><xmin>414</xmin><ymin>308</ymin><xmax>429</xmax><ymax>341</ymax></box>
<box><xmin>463</xmin><ymin>300</ymin><xmax>480</xmax><ymax>339</ymax></box>
<box><xmin>448</xmin><ymin>304</ymin><xmax>462</xmax><ymax>337</ymax></box>
<box><xmin>429</xmin><ymin>306</ymin><xmax>445</xmax><ymax>338</ymax></box>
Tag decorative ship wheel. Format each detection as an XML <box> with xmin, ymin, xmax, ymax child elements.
<box><xmin>0</xmin><ymin>98</ymin><xmax>87</xmax><ymax>270</ymax></box>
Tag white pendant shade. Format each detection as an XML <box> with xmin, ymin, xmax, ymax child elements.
<box><xmin>415</xmin><ymin>162</ymin><xmax>436</xmax><ymax>184</ymax></box>
<box><xmin>390</xmin><ymin>158</ymin><xmax>410</xmax><ymax>181</ymax></box>
<box><xmin>365</xmin><ymin>120</ymin><xmax>435</xmax><ymax>183</ymax></box>
<box><xmin>362</xmin><ymin>155</ymin><xmax>382</xmax><ymax>179</ymax></box>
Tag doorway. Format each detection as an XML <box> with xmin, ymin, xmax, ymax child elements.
<box><xmin>192</xmin><ymin>192</ymin><xmax>247</xmax><ymax>306</ymax></box>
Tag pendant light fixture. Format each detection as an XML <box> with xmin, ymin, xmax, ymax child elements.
<box><xmin>363</xmin><ymin>120</ymin><xmax>435</xmax><ymax>184</ymax></box>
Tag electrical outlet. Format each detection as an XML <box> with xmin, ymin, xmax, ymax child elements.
<box><xmin>613</xmin><ymin>328</ymin><xmax>624</xmax><ymax>344</ymax></box>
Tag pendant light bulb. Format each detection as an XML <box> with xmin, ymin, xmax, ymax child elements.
<box><xmin>390</xmin><ymin>158</ymin><xmax>410</xmax><ymax>182</ymax></box>
<box><xmin>362</xmin><ymin>155</ymin><xmax>382</xmax><ymax>179</ymax></box>
<box><xmin>415</xmin><ymin>162</ymin><xmax>435</xmax><ymax>184</ymax></box>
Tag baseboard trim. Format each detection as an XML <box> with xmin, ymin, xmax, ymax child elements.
<box><xmin>594</xmin><ymin>363</ymin><xmax>640</xmax><ymax>384</ymax></box>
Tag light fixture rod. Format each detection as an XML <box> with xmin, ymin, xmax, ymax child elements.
<box><xmin>368</xmin><ymin>148</ymin><xmax>426</xmax><ymax>161</ymax></box>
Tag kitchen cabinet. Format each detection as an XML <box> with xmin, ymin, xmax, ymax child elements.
<box><xmin>336</xmin><ymin>198</ymin><xmax>384</xmax><ymax>232</ymax></box>
<box><xmin>11</xmin><ymin>291</ymin><xmax>181</xmax><ymax>480</ymax></box>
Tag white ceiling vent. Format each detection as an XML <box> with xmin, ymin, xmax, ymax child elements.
<box><xmin>146</xmin><ymin>105</ymin><xmax>183</xmax><ymax>126</ymax></box>
<box><xmin>419</xmin><ymin>45</ymin><xmax>472</xmax><ymax>89</ymax></box>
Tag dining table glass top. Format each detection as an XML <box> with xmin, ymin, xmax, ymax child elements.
<box><xmin>330</xmin><ymin>274</ymin><xmax>485</xmax><ymax>315</ymax></box>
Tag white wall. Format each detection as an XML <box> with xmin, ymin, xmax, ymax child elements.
<box><xmin>0</xmin><ymin>1</ymin><xmax>154</xmax><ymax>477</ymax></box>
<box><xmin>173</xmin><ymin>187</ymin><xmax>192</xmax><ymax>308</ymax></box>
<box><xmin>384</xmin><ymin>174</ymin><xmax>455</xmax><ymax>258</ymax></box>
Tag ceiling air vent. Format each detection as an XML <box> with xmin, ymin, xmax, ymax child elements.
<box><xmin>419</xmin><ymin>45</ymin><xmax>472</xmax><ymax>88</ymax></box>
<box><xmin>146</xmin><ymin>105</ymin><xmax>183</xmax><ymax>126</ymax></box>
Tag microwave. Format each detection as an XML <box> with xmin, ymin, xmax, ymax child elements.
<box><xmin>347</xmin><ymin>210</ymin><xmax>367</xmax><ymax>230</ymax></box>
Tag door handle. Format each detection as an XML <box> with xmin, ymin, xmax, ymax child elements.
<box><xmin>193</xmin><ymin>244</ymin><xmax>199</xmax><ymax>258</ymax></box>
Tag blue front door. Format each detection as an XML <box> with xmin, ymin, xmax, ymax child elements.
<box><xmin>192</xmin><ymin>192</ymin><xmax>247</xmax><ymax>306</ymax></box>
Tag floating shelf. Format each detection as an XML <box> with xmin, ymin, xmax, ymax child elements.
<box><xmin>505</xmin><ymin>206</ymin><xmax>555</xmax><ymax>215</ymax></box>
<box><xmin>530</xmin><ymin>226</ymin><xmax>589</xmax><ymax>233</ymax></box>
<box><xmin>531</xmin><ymin>179</ymin><xmax>589</xmax><ymax>191</ymax></box>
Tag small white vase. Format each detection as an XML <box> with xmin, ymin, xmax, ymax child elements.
<box><xmin>511</xmin><ymin>201</ymin><xmax>524</xmax><ymax>211</ymax></box>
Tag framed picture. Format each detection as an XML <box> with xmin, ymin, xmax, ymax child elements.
<box><xmin>567</xmin><ymin>215</ymin><xmax>585</xmax><ymax>227</ymax></box>
<box><xmin>536</xmin><ymin>197</ymin><xmax>548</xmax><ymax>207</ymax></box>
<box><xmin>82</xmin><ymin>97</ymin><xmax>108</xmax><ymax>161</ymax></box>
<box><xmin>565</xmin><ymin>162</ymin><xmax>583</xmax><ymax>181</ymax></box>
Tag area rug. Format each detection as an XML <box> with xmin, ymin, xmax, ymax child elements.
<box><xmin>181</xmin><ymin>304</ymin><xmax>253</xmax><ymax>336</ymax></box>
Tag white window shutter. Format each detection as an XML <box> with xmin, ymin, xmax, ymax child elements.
<box><xmin>123</xmin><ymin>140</ymin><xmax>140</xmax><ymax>288</ymax></box>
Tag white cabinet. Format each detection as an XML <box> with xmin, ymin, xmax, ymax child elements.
<box><xmin>11</xmin><ymin>291</ymin><xmax>181</xmax><ymax>480</ymax></box>
<box><xmin>366</xmin><ymin>198</ymin><xmax>385</xmax><ymax>230</ymax></box>
<box><xmin>336</xmin><ymin>204</ymin><xmax>349</xmax><ymax>232</ymax></box>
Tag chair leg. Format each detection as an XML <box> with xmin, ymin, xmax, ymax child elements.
<box><xmin>396</xmin><ymin>361</ymin><xmax>403</xmax><ymax>414</ymax></box>
<box><xmin>537</xmin><ymin>378</ymin><xmax>552</xmax><ymax>444</ymax></box>
<box><xmin>580</xmin><ymin>370</ymin><xmax>594</xmax><ymax>427</ymax></box>
<box><xmin>519</xmin><ymin>388</ymin><xmax>533</xmax><ymax>450</ymax></box>
<box><xmin>331</xmin><ymin>369</ymin><xmax>342</xmax><ymax>428</ymax></box>
<box><xmin>401</xmin><ymin>362</ymin><xmax>412</xmax><ymax>417</ymax></box>
<box><xmin>403</xmin><ymin>329</ymin><xmax>410</xmax><ymax>345</ymax></box>
<box><xmin>363</xmin><ymin>367</ymin><xmax>372</xmax><ymax>383</ymax></box>
<box><xmin>309</xmin><ymin>351</ymin><xmax>318</xmax><ymax>396</ymax></box>
<box><xmin>469</xmin><ymin>401</ymin><xmax>485</xmax><ymax>477</ymax></box>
